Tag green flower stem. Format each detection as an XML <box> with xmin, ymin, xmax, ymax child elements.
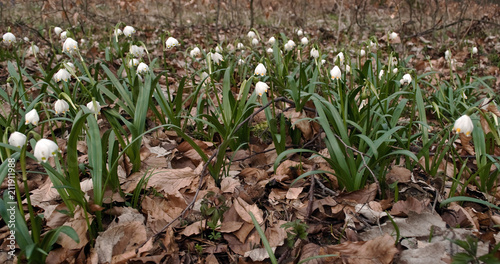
<box><xmin>20</xmin><ymin>145</ymin><xmax>40</xmax><ymax>243</ymax></box>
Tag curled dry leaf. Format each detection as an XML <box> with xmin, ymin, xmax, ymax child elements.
<box><xmin>234</xmin><ymin>197</ymin><xmax>264</xmax><ymax>225</ymax></box>
<box><xmin>299</xmin><ymin>234</ymin><xmax>397</xmax><ymax>264</ymax></box>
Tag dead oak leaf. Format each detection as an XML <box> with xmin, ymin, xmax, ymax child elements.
<box><xmin>146</xmin><ymin>167</ymin><xmax>197</xmax><ymax>194</ymax></box>
<box><xmin>234</xmin><ymin>197</ymin><xmax>264</xmax><ymax>225</ymax></box>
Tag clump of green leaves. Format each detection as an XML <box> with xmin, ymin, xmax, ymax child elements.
<box><xmin>451</xmin><ymin>236</ymin><xmax>500</xmax><ymax>264</ymax></box>
<box><xmin>281</xmin><ymin>219</ymin><xmax>309</xmax><ymax>248</ymax></box>
<box><xmin>200</xmin><ymin>191</ymin><xmax>228</xmax><ymax>241</ymax></box>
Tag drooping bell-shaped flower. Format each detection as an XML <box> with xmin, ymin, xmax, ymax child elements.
<box><xmin>166</xmin><ymin>37</ymin><xmax>179</xmax><ymax>48</ymax></box>
<box><xmin>34</xmin><ymin>139</ymin><xmax>60</xmax><ymax>162</ymax></box>
<box><xmin>129</xmin><ymin>45</ymin><xmax>145</xmax><ymax>57</ymax></box>
<box><xmin>28</xmin><ymin>45</ymin><xmax>39</xmax><ymax>56</ymax></box>
<box><xmin>123</xmin><ymin>26</ymin><xmax>136</xmax><ymax>37</ymax></box>
<box><xmin>9</xmin><ymin>132</ymin><xmax>27</xmax><ymax>148</ymax></box>
<box><xmin>453</xmin><ymin>115</ymin><xmax>474</xmax><ymax>136</ymax></box>
<box><xmin>297</xmin><ymin>29</ymin><xmax>303</xmax><ymax>36</ymax></box>
<box><xmin>114</xmin><ymin>28</ymin><xmax>123</xmax><ymax>37</ymax></box>
<box><xmin>284</xmin><ymin>40</ymin><xmax>296</xmax><ymax>51</ymax></box>
<box><xmin>54</xmin><ymin>99</ymin><xmax>70</xmax><ymax>115</ymax></box>
<box><xmin>255</xmin><ymin>81</ymin><xmax>269</xmax><ymax>97</ymax></box>
<box><xmin>137</xmin><ymin>62</ymin><xmax>149</xmax><ymax>74</ymax></box>
<box><xmin>190</xmin><ymin>47</ymin><xmax>201</xmax><ymax>57</ymax></box>
<box><xmin>472</xmin><ymin>47</ymin><xmax>478</xmax><ymax>54</ymax></box>
<box><xmin>210</xmin><ymin>52</ymin><xmax>224</xmax><ymax>65</ymax></box>
<box><xmin>128</xmin><ymin>58</ymin><xmax>139</xmax><ymax>67</ymax></box>
<box><xmin>254</xmin><ymin>63</ymin><xmax>266</xmax><ymax>76</ymax></box>
<box><xmin>445</xmin><ymin>50</ymin><xmax>451</xmax><ymax>61</ymax></box>
<box><xmin>60</xmin><ymin>31</ymin><xmax>67</xmax><ymax>41</ymax></box>
<box><xmin>236</xmin><ymin>43</ymin><xmax>244</xmax><ymax>50</ymax></box>
<box><xmin>266</xmin><ymin>47</ymin><xmax>273</xmax><ymax>54</ymax></box>
<box><xmin>300</xmin><ymin>37</ymin><xmax>308</xmax><ymax>45</ymax></box>
<box><xmin>251</xmin><ymin>38</ymin><xmax>259</xmax><ymax>46</ymax></box>
<box><xmin>62</xmin><ymin>37</ymin><xmax>78</xmax><ymax>54</ymax></box>
<box><xmin>400</xmin><ymin>73</ymin><xmax>412</xmax><ymax>85</ymax></box>
<box><xmin>310</xmin><ymin>48</ymin><xmax>319</xmax><ymax>59</ymax></box>
<box><xmin>237</xmin><ymin>59</ymin><xmax>245</xmax><ymax>65</ymax></box>
<box><xmin>54</xmin><ymin>27</ymin><xmax>63</xmax><ymax>36</ymax></box>
<box><xmin>54</xmin><ymin>69</ymin><xmax>71</xmax><ymax>82</ymax></box>
<box><xmin>268</xmin><ymin>37</ymin><xmax>276</xmax><ymax>45</ymax></box>
<box><xmin>86</xmin><ymin>101</ymin><xmax>101</xmax><ymax>115</ymax></box>
<box><xmin>389</xmin><ymin>32</ymin><xmax>398</xmax><ymax>41</ymax></box>
<box><xmin>330</xmin><ymin>66</ymin><xmax>341</xmax><ymax>80</ymax></box>
<box><xmin>25</xmin><ymin>109</ymin><xmax>39</xmax><ymax>126</ymax></box>
<box><xmin>215</xmin><ymin>45</ymin><xmax>222</xmax><ymax>53</ymax></box>
<box><xmin>378</xmin><ymin>70</ymin><xmax>384</xmax><ymax>80</ymax></box>
<box><xmin>360</xmin><ymin>49</ymin><xmax>366</xmax><ymax>57</ymax></box>
<box><xmin>336</xmin><ymin>52</ymin><xmax>344</xmax><ymax>65</ymax></box>
<box><xmin>247</xmin><ymin>31</ymin><xmax>256</xmax><ymax>39</ymax></box>
<box><xmin>2</xmin><ymin>32</ymin><xmax>16</xmax><ymax>45</ymax></box>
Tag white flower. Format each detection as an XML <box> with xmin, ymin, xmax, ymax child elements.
<box><xmin>54</xmin><ymin>69</ymin><xmax>71</xmax><ymax>82</ymax></box>
<box><xmin>86</xmin><ymin>101</ymin><xmax>101</xmax><ymax>114</ymax></box>
<box><xmin>389</xmin><ymin>32</ymin><xmax>398</xmax><ymax>40</ymax></box>
<box><xmin>297</xmin><ymin>29</ymin><xmax>303</xmax><ymax>36</ymax></box>
<box><xmin>369</xmin><ymin>41</ymin><xmax>376</xmax><ymax>50</ymax></box>
<box><xmin>9</xmin><ymin>132</ymin><xmax>27</xmax><ymax>148</ymax></box>
<box><xmin>28</xmin><ymin>45</ymin><xmax>39</xmax><ymax>55</ymax></box>
<box><xmin>330</xmin><ymin>66</ymin><xmax>341</xmax><ymax>80</ymax></box>
<box><xmin>284</xmin><ymin>40</ymin><xmax>296</xmax><ymax>51</ymax></box>
<box><xmin>310</xmin><ymin>48</ymin><xmax>319</xmax><ymax>59</ymax></box>
<box><xmin>254</xmin><ymin>63</ymin><xmax>266</xmax><ymax>76</ymax></box>
<box><xmin>211</xmin><ymin>52</ymin><xmax>223</xmax><ymax>65</ymax></box>
<box><xmin>321</xmin><ymin>59</ymin><xmax>326</xmax><ymax>65</ymax></box>
<box><xmin>379</xmin><ymin>70</ymin><xmax>384</xmax><ymax>80</ymax></box>
<box><xmin>247</xmin><ymin>31</ymin><xmax>256</xmax><ymax>38</ymax></box>
<box><xmin>237</xmin><ymin>43</ymin><xmax>244</xmax><ymax>50</ymax></box>
<box><xmin>201</xmin><ymin>72</ymin><xmax>210</xmax><ymax>85</ymax></box>
<box><xmin>238</xmin><ymin>59</ymin><xmax>245</xmax><ymax>65</ymax></box>
<box><xmin>360</xmin><ymin>49</ymin><xmax>366</xmax><ymax>57</ymax></box>
<box><xmin>65</xmin><ymin>62</ymin><xmax>75</xmax><ymax>70</ymax></box>
<box><xmin>123</xmin><ymin>26</ymin><xmax>136</xmax><ymax>37</ymax></box>
<box><xmin>453</xmin><ymin>115</ymin><xmax>474</xmax><ymax>136</ymax></box>
<box><xmin>400</xmin><ymin>73</ymin><xmax>412</xmax><ymax>85</ymax></box>
<box><xmin>129</xmin><ymin>45</ymin><xmax>145</xmax><ymax>57</ymax></box>
<box><xmin>300</xmin><ymin>37</ymin><xmax>308</xmax><ymax>45</ymax></box>
<box><xmin>54</xmin><ymin>27</ymin><xmax>63</xmax><ymax>36</ymax></box>
<box><xmin>137</xmin><ymin>62</ymin><xmax>149</xmax><ymax>74</ymax></box>
<box><xmin>346</xmin><ymin>65</ymin><xmax>351</xmax><ymax>72</ymax></box>
<box><xmin>266</xmin><ymin>47</ymin><xmax>273</xmax><ymax>54</ymax></box>
<box><xmin>190</xmin><ymin>47</ymin><xmax>201</xmax><ymax>57</ymax></box>
<box><xmin>251</xmin><ymin>38</ymin><xmax>259</xmax><ymax>46</ymax></box>
<box><xmin>393</xmin><ymin>68</ymin><xmax>398</xmax><ymax>74</ymax></box>
<box><xmin>54</xmin><ymin>99</ymin><xmax>70</xmax><ymax>115</ymax></box>
<box><xmin>62</xmin><ymin>38</ymin><xmax>78</xmax><ymax>53</ymax></box>
<box><xmin>472</xmin><ymin>47</ymin><xmax>478</xmax><ymax>54</ymax></box>
<box><xmin>23</xmin><ymin>37</ymin><xmax>29</xmax><ymax>42</ymax></box>
<box><xmin>25</xmin><ymin>109</ymin><xmax>39</xmax><ymax>126</ymax></box>
<box><xmin>128</xmin><ymin>58</ymin><xmax>139</xmax><ymax>67</ymax></box>
<box><xmin>336</xmin><ymin>52</ymin><xmax>344</xmax><ymax>64</ymax></box>
<box><xmin>165</xmin><ymin>37</ymin><xmax>179</xmax><ymax>48</ymax></box>
<box><xmin>445</xmin><ymin>50</ymin><xmax>451</xmax><ymax>61</ymax></box>
<box><xmin>215</xmin><ymin>45</ymin><xmax>222</xmax><ymax>53</ymax></box>
<box><xmin>59</xmin><ymin>31</ymin><xmax>67</xmax><ymax>41</ymax></box>
<box><xmin>34</xmin><ymin>139</ymin><xmax>60</xmax><ymax>162</ymax></box>
<box><xmin>255</xmin><ymin>81</ymin><xmax>269</xmax><ymax>96</ymax></box>
<box><xmin>3</xmin><ymin>32</ymin><xmax>16</xmax><ymax>45</ymax></box>
<box><xmin>114</xmin><ymin>28</ymin><xmax>123</xmax><ymax>37</ymax></box>
<box><xmin>268</xmin><ymin>37</ymin><xmax>276</xmax><ymax>45</ymax></box>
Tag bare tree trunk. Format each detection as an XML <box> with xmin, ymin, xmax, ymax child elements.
<box><xmin>249</xmin><ymin>0</ymin><xmax>254</xmax><ymax>29</ymax></box>
<box><xmin>215</xmin><ymin>0</ymin><xmax>221</xmax><ymax>43</ymax></box>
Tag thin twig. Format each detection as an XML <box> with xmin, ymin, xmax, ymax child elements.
<box><xmin>306</xmin><ymin>165</ymin><xmax>316</xmax><ymax>222</ymax></box>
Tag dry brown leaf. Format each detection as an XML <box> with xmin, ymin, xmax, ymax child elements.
<box><xmin>285</xmin><ymin>110</ymin><xmax>313</xmax><ymax>140</ymax></box>
<box><xmin>181</xmin><ymin>220</ymin><xmax>204</xmax><ymax>237</ymax></box>
<box><xmin>459</xmin><ymin>133</ymin><xmax>475</xmax><ymax>156</ymax></box>
<box><xmin>141</xmin><ymin>196</ymin><xmax>176</xmax><ymax>233</ymax></box>
<box><xmin>57</xmin><ymin>206</ymin><xmax>92</xmax><ymax>250</ymax></box>
<box><xmin>339</xmin><ymin>183</ymin><xmax>378</xmax><ymax>204</ymax></box>
<box><xmin>146</xmin><ymin>167</ymin><xmax>197</xmax><ymax>194</ymax></box>
<box><xmin>95</xmin><ymin>218</ymin><xmax>147</xmax><ymax>263</ymax></box>
<box><xmin>220</xmin><ymin>221</ymin><xmax>244</xmax><ymax>233</ymax></box>
<box><xmin>265</xmin><ymin>220</ymin><xmax>288</xmax><ymax>247</ymax></box>
<box><xmin>220</xmin><ymin>176</ymin><xmax>240</xmax><ymax>193</ymax></box>
<box><xmin>386</xmin><ymin>166</ymin><xmax>411</xmax><ymax>184</ymax></box>
<box><xmin>239</xmin><ymin>168</ymin><xmax>268</xmax><ymax>185</ymax></box>
<box><xmin>286</xmin><ymin>187</ymin><xmax>304</xmax><ymax>200</ymax></box>
<box><xmin>299</xmin><ymin>234</ymin><xmax>397</xmax><ymax>264</ymax></box>
<box><xmin>206</xmin><ymin>253</ymin><xmax>219</xmax><ymax>264</ymax></box>
<box><xmin>244</xmin><ymin>247</ymin><xmax>276</xmax><ymax>262</ymax></box>
<box><xmin>390</xmin><ymin>196</ymin><xmax>427</xmax><ymax>217</ymax></box>
<box><xmin>234</xmin><ymin>197</ymin><xmax>264</xmax><ymax>224</ymax></box>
